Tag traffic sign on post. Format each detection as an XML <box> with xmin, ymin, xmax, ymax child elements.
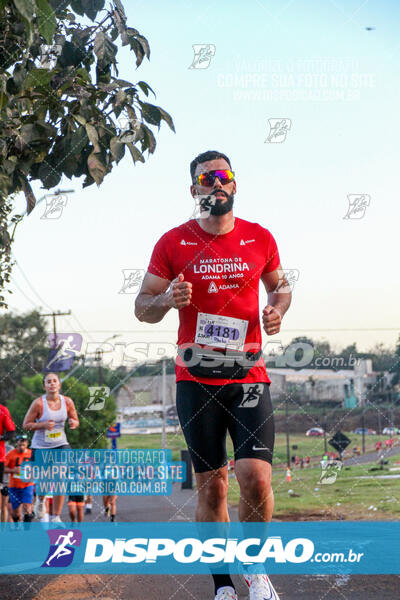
<box><xmin>329</xmin><ymin>431</ymin><xmax>351</xmax><ymax>455</ymax></box>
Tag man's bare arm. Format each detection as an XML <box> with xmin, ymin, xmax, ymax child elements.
<box><xmin>135</xmin><ymin>272</ymin><xmax>192</xmax><ymax>323</ymax></box>
<box><xmin>261</xmin><ymin>264</ymin><xmax>292</xmax><ymax>335</ymax></box>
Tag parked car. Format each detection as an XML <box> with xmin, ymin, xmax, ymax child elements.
<box><xmin>306</xmin><ymin>427</ymin><xmax>324</xmax><ymax>437</ymax></box>
<box><xmin>354</xmin><ymin>428</ymin><xmax>376</xmax><ymax>435</ymax></box>
<box><xmin>382</xmin><ymin>427</ymin><xmax>399</xmax><ymax>435</ymax></box>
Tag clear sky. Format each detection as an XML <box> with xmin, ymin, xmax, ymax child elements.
<box><xmin>8</xmin><ymin>0</ymin><xmax>400</xmax><ymax>365</ymax></box>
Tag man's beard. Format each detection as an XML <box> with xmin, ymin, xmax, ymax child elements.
<box><xmin>200</xmin><ymin>192</ymin><xmax>234</xmax><ymax>216</ymax></box>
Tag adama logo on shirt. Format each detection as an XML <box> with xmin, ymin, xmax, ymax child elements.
<box><xmin>240</xmin><ymin>239</ymin><xmax>255</xmax><ymax>245</ymax></box>
<box><xmin>180</xmin><ymin>240</ymin><xmax>197</xmax><ymax>246</ymax></box>
<box><xmin>207</xmin><ymin>281</ymin><xmax>218</xmax><ymax>293</ymax></box>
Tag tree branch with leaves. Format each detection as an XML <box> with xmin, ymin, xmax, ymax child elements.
<box><xmin>0</xmin><ymin>0</ymin><xmax>175</xmax><ymax>307</ymax></box>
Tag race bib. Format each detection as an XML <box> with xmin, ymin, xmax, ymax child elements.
<box><xmin>195</xmin><ymin>312</ymin><xmax>248</xmax><ymax>351</ymax></box>
<box><xmin>45</xmin><ymin>429</ymin><xmax>63</xmax><ymax>443</ymax></box>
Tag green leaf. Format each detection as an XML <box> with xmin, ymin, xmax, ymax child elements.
<box><xmin>141</xmin><ymin>124</ymin><xmax>156</xmax><ymax>154</ymax></box>
<box><xmin>59</xmin><ymin>40</ymin><xmax>83</xmax><ymax>68</ymax></box>
<box><xmin>87</xmin><ymin>150</ymin><xmax>107</xmax><ymax>185</ymax></box>
<box><xmin>73</xmin><ymin>114</ymin><xmax>87</xmax><ymax>125</ymax></box>
<box><xmin>114</xmin><ymin>89</ymin><xmax>126</xmax><ymax>107</ymax></box>
<box><xmin>75</xmin><ymin>67</ymin><xmax>91</xmax><ymax>82</ymax></box>
<box><xmin>140</xmin><ymin>102</ymin><xmax>161</xmax><ymax>126</ymax></box>
<box><xmin>13</xmin><ymin>0</ymin><xmax>36</xmax><ymax>21</ymax></box>
<box><xmin>94</xmin><ymin>31</ymin><xmax>118</xmax><ymax>67</ymax></box>
<box><xmin>137</xmin><ymin>80</ymin><xmax>156</xmax><ymax>98</ymax></box>
<box><xmin>110</xmin><ymin>136</ymin><xmax>125</xmax><ymax>163</ymax></box>
<box><xmin>3</xmin><ymin>159</ymin><xmax>18</xmax><ymax>175</ymax></box>
<box><xmin>69</xmin><ymin>125</ymin><xmax>88</xmax><ymax>153</ymax></box>
<box><xmin>135</xmin><ymin>34</ymin><xmax>150</xmax><ymax>59</ymax></box>
<box><xmin>13</xmin><ymin>64</ymin><xmax>27</xmax><ymax>89</ymax></box>
<box><xmin>114</xmin><ymin>0</ymin><xmax>126</xmax><ymax>21</ymax></box>
<box><xmin>24</xmin><ymin>68</ymin><xmax>53</xmax><ymax>89</ymax></box>
<box><xmin>0</xmin><ymin>91</ymin><xmax>8</xmax><ymax>109</ymax></box>
<box><xmin>18</xmin><ymin>124</ymin><xmax>45</xmax><ymax>146</ymax></box>
<box><xmin>38</xmin><ymin>161</ymin><xmax>61</xmax><ymax>188</ymax></box>
<box><xmin>69</xmin><ymin>0</ymin><xmax>84</xmax><ymax>16</ymax></box>
<box><xmin>0</xmin><ymin>0</ymin><xmax>8</xmax><ymax>11</ymax></box>
<box><xmin>81</xmin><ymin>0</ymin><xmax>105</xmax><ymax>21</ymax></box>
<box><xmin>126</xmin><ymin>27</ymin><xmax>140</xmax><ymax>36</ymax></box>
<box><xmin>20</xmin><ymin>176</ymin><xmax>36</xmax><ymax>214</ymax></box>
<box><xmin>85</xmin><ymin>123</ymin><xmax>101</xmax><ymax>152</ymax></box>
<box><xmin>36</xmin><ymin>0</ymin><xmax>57</xmax><ymax>44</ymax></box>
<box><xmin>158</xmin><ymin>106</ymin><xmax>175</xmax><ymax>132</ymax></box>
<box><xmin>126</xmin><ymin>142</ymin><xmax>144</xmax><ymax>164</ymax></box>
<box><xmin>129</xmin><ymin>37</ymin><xmax>144</xmax><ymax>68</ymax></box>
<box><xmin>114</xmin><ymin>78</ymin><xmax>136</xmax><ymax>88</ymax></box>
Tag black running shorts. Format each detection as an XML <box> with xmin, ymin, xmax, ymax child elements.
<box><xmin>176</xmin><ymin>381</ymin><xmax>275</xmax><ymax>473</ymax></box>
<box><xmin>30</xmin><ymin>443</ymin><xmax>71</xmax><ymax>462</ymax></box>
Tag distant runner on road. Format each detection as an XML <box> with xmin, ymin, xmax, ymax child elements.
<box><xmin>135</xmin><ymin>150</ymin><xmax>292</xmax><ymax>600</ymax></box>
<box><xmin>4</xmin><ymin>434</ymin><xmax>34</xmax><ymax>522</ymax></box>
<box><xmin>23</xmin><ymin>372</ymin><xmax>79</xmax><ymax>523</ymax></box>
<box><xmin>0</xmin><ymin>402</ymin><xmax>16</xmax><ymax>522</ymax></box>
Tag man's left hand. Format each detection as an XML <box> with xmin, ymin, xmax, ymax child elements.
<box><xmin>262</xmin><ymin>305</ymin><xmax>282</xmax><ymax>335</ymax></box>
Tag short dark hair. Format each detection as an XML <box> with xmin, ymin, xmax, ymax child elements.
<box><xmin>190</xmin><ymin>150</ymin><xmax>232</xmax><ymax>181</ymax></box>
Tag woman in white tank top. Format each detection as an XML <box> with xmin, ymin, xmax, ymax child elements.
<box><xmin>23</xmin><ymin>372</ymin><xmax>79</xmax><ymax>522</ymax></box>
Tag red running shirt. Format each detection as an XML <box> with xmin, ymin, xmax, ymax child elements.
<box><xmin>147</xmin><ymin>218</ymin><xmax>280</xmax><ymax>386</ymax></box>
<box><xmin>0</xmin><ymin>404</ymin><xmax>15</xmax><ymax>462</ymax></box>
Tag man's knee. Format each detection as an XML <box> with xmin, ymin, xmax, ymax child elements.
<box><xmin>199</xmin><ymin>476</ymin><xmax>228</xmax><ymax>509</ymax></box>
<box><xmin>240</xmin><ymin>471</ymin><xmax>272</xmax><ymax>501</ymax></box>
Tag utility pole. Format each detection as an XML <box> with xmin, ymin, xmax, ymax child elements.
<box><xmin>285</xmin><ymin>395</ymin><xmax>290</xmax><ymax>468</ymax></box>
<box><xmin>40</xmin><ymin>310</ymin><xmax>71</xmax><ymax>347</ymax></box>
<box><xmin>161</xmin><ymin>358</ymin><xmax>167</xmax><ymax>449</ymax></box>
<box><xmin>95</xmin><ymin>350</ymin><xmax>103</xmax><ymax>385</ymax></box>
<box><xmin>323</xmin><ymin>405</ymin><xmax>328</xmax><ymax>454</ymax></box>
<box><xmin>361</xmin><ymin>407</ymin><xmax>366</xmax><ymax>454</ymax></box>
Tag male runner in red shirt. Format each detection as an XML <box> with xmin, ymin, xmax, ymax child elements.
<box><xmin>0</xmin><ymin>404</ymin><xmax>15</xmax><ymax>471</ymax></box>
<box><xmin>135</xmin><ymin>150</ymin><xmax>292</xmax><ymax>600</ymax></box>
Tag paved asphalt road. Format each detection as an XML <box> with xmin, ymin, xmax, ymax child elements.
<box><xmin>0</xmin><ymin>448</ymin><xmax>399</xmax><ymax>599</ymax></box>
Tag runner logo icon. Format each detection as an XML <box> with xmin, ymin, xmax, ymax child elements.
<box><xmin>42</xmin><ymin>529</ymin><xmax>82</xmax><ymax>568</ymax></box>
<box><xmin>265</xmin><ymin>118</ymin><xmax>291</xmax><ymax>143</ymax></box>
<box><xmin>45</xmin><ymin>333</ymin><xmax>82</xmax><ymax>372</ymax></box>
<box><xmin>208</xmin><ymin>281</ymin><xmax>218</xmax><ymax>294</ymax></box>
<box><xmin>239</xmin><ymin>384</ymin><xmax>264</xmax><ymax>407</ymax></box>
<box><xmin>319</xmin><ymin>459</ymin><xmax>343</xmax><ymax>485</ymax></box>
<box><xmin>119</xmin><ymin>269</ymin><xmax>145</xmax><ymax>294</ymax></box>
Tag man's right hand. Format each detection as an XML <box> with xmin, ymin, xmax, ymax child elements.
<box><xmin>44</xmin><ymin>420</ymin><xmax>55</xmax><ymax>430</ymax></box>
<box><xmin>167</xmin><ymin>273</ymin><xmax>192</xmax><ymax>309</ymax></box>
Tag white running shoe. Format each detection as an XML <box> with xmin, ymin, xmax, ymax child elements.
<box><xmin>244</xmin><ymin>574</ymin><xmax>280</xmax><ymax>600</ymax></box>
<box><xmin>35</xmin><ymin>499</ymin><xmax>46</xmax><ymax>520</ymax></box>
<box><xmin>214</xmin><ymin>586</ymin><xmax>238</xmax><ymax>600</ymax></box>
<box><xmin>51</xmin><ymin>515</ymin><xmax>63</xmax><ymax>523</ymax></box>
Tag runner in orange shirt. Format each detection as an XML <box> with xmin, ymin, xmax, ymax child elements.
<box><xmin>4</xmin><ymin>435</ymin><xmax>34</xmax><ymax>522</ymax></box>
